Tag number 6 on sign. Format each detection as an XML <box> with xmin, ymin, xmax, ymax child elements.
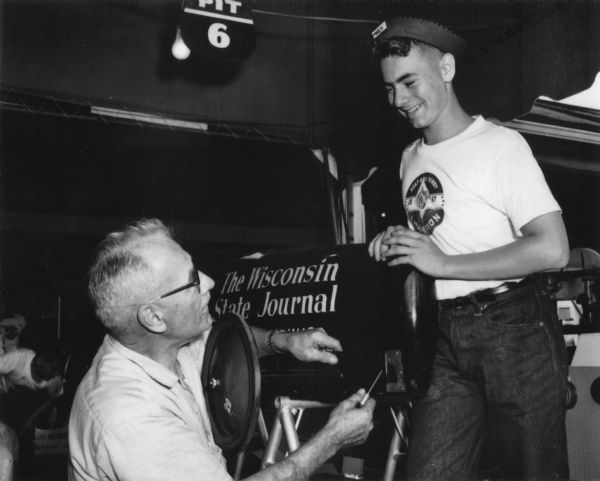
<box><xmin>180</xmin><ymin>0</ymin><xmax>256</xmax><ymax>62</ymax></box>
<box><xmin>208</xmin><ymin>23</ymin><xmax>231</xmax><ymax>49</ymax></box>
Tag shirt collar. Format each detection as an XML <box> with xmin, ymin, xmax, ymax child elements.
<box><xmin>105</xmin><ymin>335</ymin><xmax>180</xmax><ymax>389</ymax></box>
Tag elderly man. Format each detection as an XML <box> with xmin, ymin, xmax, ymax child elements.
<box><xmin>69</xmin><ymin>218</ymin><xmax>375</xmax><ymax>481</ymax></box>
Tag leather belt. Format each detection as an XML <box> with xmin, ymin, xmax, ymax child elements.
<box><xmin>439</xmin><ymin>279</ymin><xmax>533</xmax><ymax>310</ymax></box>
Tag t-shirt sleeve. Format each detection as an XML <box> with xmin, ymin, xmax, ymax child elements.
<box><xmin>99</xmin><ymin>416</ymin><xmax>232</xmax><ymax>481</ymax></box>
<box><xmin>493</xmin><ymin>133</ymin><xmax>561</xmax><ymax>232</ymax></box>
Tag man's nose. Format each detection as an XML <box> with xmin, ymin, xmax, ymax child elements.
<box><xmin>391</xmin><ymin>86</ymin><xmax>409</xmax><ymax>108</ymax></box>
<box><xmin>198</xmin><ymin>271</ymin><xmax>215</xmax><ymax>294</ymax></box>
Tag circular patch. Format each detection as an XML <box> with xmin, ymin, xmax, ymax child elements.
<box><xmin>404</xmin><ymin>173</ymin><xmax>445</xmax><ymax>234</ymax></box>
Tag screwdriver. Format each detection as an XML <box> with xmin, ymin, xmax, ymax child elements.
<box><xmin>357</xmin><ymin>369</ymin><xmax>383</xmax><ymax>408</ymax></box>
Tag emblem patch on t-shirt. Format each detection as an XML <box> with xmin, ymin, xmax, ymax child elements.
<box><xmin>404</xmin><ymin>173</ymin><xmax>445</xmax><ymax>234</ymax></box>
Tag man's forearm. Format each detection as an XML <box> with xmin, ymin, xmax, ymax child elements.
<box><xmin>442</xmin><ymin>229</ymin><xmax>568</xmax><ymax>280</ymax></box>
<box><xmin>250</xmin><ymin>326</ymin><xmax>341</xmax><ymax>365</ymax></box>
<box><xmin>440</xmin><ymin>211</ymin><xmax>569</xmax><ymax>280</ymax></box>
<box><xmin>443</xmin><ymin>240</ymin><xmax>560</xmax><ymax>280</ymax></box>
<box><xmin>250</xmin><ymin>327</ymin><xmax>286</xmax><ymax>358</ymax></box>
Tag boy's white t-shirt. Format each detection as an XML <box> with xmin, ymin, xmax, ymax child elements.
<box><xmin>400</xmin><ymin>116</ymin><xmax>561</xmax><ymax>300</ymax></box>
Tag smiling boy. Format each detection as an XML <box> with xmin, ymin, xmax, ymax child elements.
<box><xmin>368</xmin><ymin>17</ymin><xmax>570</xmax><ymax>480</ymax></box>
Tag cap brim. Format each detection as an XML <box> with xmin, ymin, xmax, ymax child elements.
<box><xmin>372</xmin><ymin>16</ymin><xmax>467</xmax><ymax>58</ymax></box>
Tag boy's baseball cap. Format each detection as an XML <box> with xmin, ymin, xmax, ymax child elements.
<box><xmin>372</xmin><ymin>16</ymin><xmax>467</xmax><ymax>58</ymax></box>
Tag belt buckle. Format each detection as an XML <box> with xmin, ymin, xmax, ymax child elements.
<box><xmin>473</xmin><ymin>290</ymin><xmax>496</xmax><ymax>303</ymax></box>
<box><xmin>470</xmin><ymin>283</ymin><xmax>507</xmax><ymax>314</ymax></box>
<box><xmin>468</xmin><ymin>292</ymin><xmax>487</xmax><ymax>316</ymax></box>
<box><xmin>472</xmin><ymin>282</ymin><xmax>521</xmax><ymax>311</ymax></box>
<box><xmin>489</xmin><ymin>282</ymin><xmax>513</xmax><ymax>296</ymax></box>
<box><xmin>473</xmin><ymin>282</ymin><xmax>513</xmax><ymax>303</ymax></box>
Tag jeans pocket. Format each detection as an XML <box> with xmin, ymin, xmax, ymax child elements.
<box><xmin>484</xmin><ymin>289</ymin><xmax>542</xmax><ymax>329</ymax></box>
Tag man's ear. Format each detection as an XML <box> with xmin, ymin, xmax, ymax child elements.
<box><xmin>137</xmin><ymin>305</ymin><xmax>167</xmax><ymax>334</ymax></box>
<box><xmin>439</xmin><ymin>53</ymin><xmax>456</xmax><ymax>82</ymax></box>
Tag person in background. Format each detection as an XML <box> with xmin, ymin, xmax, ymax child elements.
<box><xmin>368</xmin><ymin>16</ymin><xmax>570</xmax><ymax>480</ymax></box>
<box><xmin>0</xmin><ymin>347</ymin><xmax>64</xmax><ymax>480</ymax></box>
<box><xmin>0</xmin><ymin>313</ymin><xmax>27</xmax><ymax>355</ymax></box>
<box><xmin>69</xmin><ymin>218</ymin><xmax>375</xmax><ymax>481</ymax></box>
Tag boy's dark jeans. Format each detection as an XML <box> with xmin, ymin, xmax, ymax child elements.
<box><xmin>405</xmin><ymin>283</ymin><xmax>569</xmax><ymax>481</ymax></box>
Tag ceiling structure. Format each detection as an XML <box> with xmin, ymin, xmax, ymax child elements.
<box><xmin>2</xmin><ymin>1</ymin><xmax>599</xmax><ymax>152</ymax></box>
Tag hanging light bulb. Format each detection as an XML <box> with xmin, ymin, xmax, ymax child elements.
<box><xmin>171</xmin><ymin>26</ymin><xmax>191</xmax><ymax>60</ymax></box>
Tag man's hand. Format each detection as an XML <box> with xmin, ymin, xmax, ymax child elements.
<box><xmin>37</xmin><ymin>375</ymin><xmax>64</xmax><ymax>398</ymax></box>
<box><xmin>381</xmin><ymin>225</ymin><xmax>448</xmax><ymax>276</ymax></box>
<box><xmin>368</xmin><ymin>225</ymin><xmax>396</xmax><ymax>262</ymax></box>
<box><xmin>322</xmin><ymin>389</ymin><xmax>375</xmax><ymax>450</ymax></box>
<box><xmin>277</xmin><ymin>328</ymin><xmax>342</xmax><ymax>365</ymax></box>
<box><xmin>243</xmin><ymin>389</ymin><xmax>375</xmax><ymax>481</ymax></box>
<box><xmin>369</xmin><ymin>213</ymin><xmax>569</xmax><ymax>281</ymax></box>
<box><xmin>369</xmin><ymin>225</ymin><xmax>448</xmax><ymax>277</ymax></box>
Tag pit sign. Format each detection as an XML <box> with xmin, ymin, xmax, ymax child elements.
<box><xmin>181</xmin><ymin>0</ymin><xmax>256</xmax><ymax>62</ymax></box>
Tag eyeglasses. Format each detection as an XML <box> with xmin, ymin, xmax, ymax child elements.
<box><xmin>143</xmin><ymin>267</ymin><xmax>201</xmax><ymax>304</ymax></box>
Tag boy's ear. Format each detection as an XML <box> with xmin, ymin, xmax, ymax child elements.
<box><xmin>137</xmin><ymin>305</ymin><xmax>167</xmax><ymax>334</ymax></box>
<box><xmin>440</xmin><ymin>53</ymin><xmax>456</xmax><ymax>82</ymax></box>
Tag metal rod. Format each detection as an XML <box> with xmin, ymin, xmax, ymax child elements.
<box><xmin>258</xmin><ymin>408</ymin><xmax>269</xmax><ymax>446</ymax></box>
<box><xmin>294</xmin><ymin>409</ymin><xmax>304</xmax><ymax>430</ymax></box>
<box><xmin>389</xmin><ymin>406</ymin><xmax>407</xmax><ymax>443</ymax></box>
<box><xmin>383</xmin><ymin>407</ymin><xmax>408</xmax><ymax>481</ymax></box>
<box><xmin>57</xmin><ymin>296</ymin><xmax>61</xmax><ymax>338</ymax></box>
<box><xmin>280</xmin><ymin>407</ymin><xmax>300</xmax><ymax>453</ymax></box>
<box><xmin>262</xmin><ymin>411</ymin><xmax>283</xmax><ymax>468</ymax></box>
<box><xmin>233</xmin><ymin>450</ymin><xmax>245</xmax><ymax>481</ymax></box>
<box><xmin>383</xmin><ymin>424</ymin><xmax>402</xmax><ymax>481</ymax></box>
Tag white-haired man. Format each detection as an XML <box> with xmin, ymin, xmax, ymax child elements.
<box><xmin>69</xmin><ymin>218</ymin><xmax>374</xmax><ymax>481</ymax></box>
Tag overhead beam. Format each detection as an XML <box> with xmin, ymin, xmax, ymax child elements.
<box><xmin>0</xmin><ymin>211</ymin><xmax>324</xmax><ymax>247</ymax></box>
